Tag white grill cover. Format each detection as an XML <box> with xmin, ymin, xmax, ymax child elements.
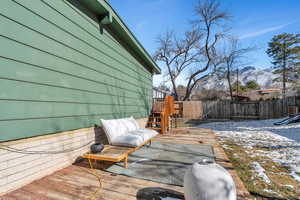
<box><xmin>184</xmin><ymin>162</ymin><xmax>236</xmax><ymax>200</ymax></box>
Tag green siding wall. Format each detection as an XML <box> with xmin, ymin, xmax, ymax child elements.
<box><xmin>0</xmin><ymin>0</ymin><xmax>153</xmax><ymax>142</ymax></box>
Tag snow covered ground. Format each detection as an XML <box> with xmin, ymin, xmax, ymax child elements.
<box><xmin>197</xmin><ymin>118</ymin><xmax>300</xmax><ymax>183</ymax></box>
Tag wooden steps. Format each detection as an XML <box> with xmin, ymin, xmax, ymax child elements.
<box><xmin>146</xmin><ymin>96</ymin><xmax>175</xmax><ymax>134</ymax></box>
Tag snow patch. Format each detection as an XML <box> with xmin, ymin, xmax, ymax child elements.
<box><xmin>251</xmin><ymin>162</ymin><xmax>271</xmax><ymax>184</ymax></box>
<box><xmin>197</xmin><ymin>119</ymin><xmax>300</xmax><ymax>182</ymax></box>
<box><xmin>283</xmin><ymin>184</ymin><xmax>294</xmax><ymax>189</ymax></box>
<box><xmin>263</xmin><ymin>189</ymin><xmax>277</xmax><ymax>194</ymax></box>
<box><xmin>290</xmin><ymin>171</ymin><xmax>300</xmax><ymax>182</ymax></box>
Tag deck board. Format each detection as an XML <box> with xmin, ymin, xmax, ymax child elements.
<box><xmin>1</xmin><ymin>128</ymin><xmax>250</xmax><ymax>200</ymax></box>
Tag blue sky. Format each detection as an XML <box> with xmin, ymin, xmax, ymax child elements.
<box><xmin>109</xmin><ymin>0</ymin><xmax>300</xmax><ymax>86</ymax></box>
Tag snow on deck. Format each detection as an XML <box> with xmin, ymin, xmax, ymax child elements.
<box><xmin>197</xmin><ymin>118</ymin><xmax>300</xmax><ymax>182</ymax></box>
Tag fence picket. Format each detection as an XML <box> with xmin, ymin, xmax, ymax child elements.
<box><xmin>202</xmin><ymin>96</ymin><xmax>299</xmax><ymax>120</ymax></box>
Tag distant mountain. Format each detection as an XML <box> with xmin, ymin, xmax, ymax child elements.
<box><xmin>196</xmin><ymin>66</ymin><xmax>281</xmax><ymax>91</ymax></box>
<box><xmin>240</xmin><ymin>66</ymin><xmax>256</xmax><ymax>73</ymax></box>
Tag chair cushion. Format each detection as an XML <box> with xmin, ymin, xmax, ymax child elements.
<box><xmin>128</xmin><ymin>128</ymin><xmax>159</xmax><ymax>142</ymax></box>
<box><xmin>138</xmin><ymin>128</ymin><xmax>159</xmax><ymax>135</ymax></box>
<box><xmin>111</xmin><ymin>134</ymin><xmax>144</xmax><ymax>147</ymax></box>
<box><xmin>101</xmin><ymin>119</ymin><xmax>128</xmax><ymax>144</ymax></box>
<box><xmin>129</xmin><ymin>116</ymin><xmax>140</xmax><ymax>129</ymax></box>
<box><xmin>121</xmin><ymin>117</ymin><xmax>139</xmax><ymax>132</ymax></box>
<box><xmin>101</xmin><ymin>117</ymin><xmax>157</xmax><ymax>146</ymax></box>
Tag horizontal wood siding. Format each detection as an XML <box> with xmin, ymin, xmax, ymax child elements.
<box><xmin>0</xmin><ymin>0</ymin><xmax>153</xmax><ymax>142</ymax></box>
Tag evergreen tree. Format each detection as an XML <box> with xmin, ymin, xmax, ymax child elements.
<box><xmin>266</xmin><ymin>33</ymin><xmax>300</xmax><ymax>99</ymax></box>
<box><xmin>295</xmin><ymin>58</ymin><xmax>300</xmax><ymax>89</ymax></box>
<box><xmin>232</xmin><ymin>81</ymin><xmax>246</xmax><ymax>93</ymax></box>
<box><xmin>245</xmin><ymin>80</ymin><xmax>261</xmax><ymax>90</ymax></box>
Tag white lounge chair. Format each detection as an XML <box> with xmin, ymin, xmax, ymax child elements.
<box><xmin>101</xmin><ymin>117</ymin><xmax>159</xmax><ymax>147</ymax></box>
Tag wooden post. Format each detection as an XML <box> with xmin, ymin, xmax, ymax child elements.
<box><xmin>124</xmin><ymin>156</ymin><xmax>128</xmax><ymax>168</ymax></box>
<box><xmin>161</xmin><ymin>112</ymin><xmax>165</xmax><ymax>134</ymax></box>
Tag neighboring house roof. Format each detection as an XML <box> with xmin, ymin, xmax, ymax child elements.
<box><xmin>78</xmin><ymin>0</ymin><xmax>161</xmax><ymax>74</ymax></box>
<box><xmin>256</xmin><ymin>89</ymin><xmax>281</xmax><ymax>95</ymax></box>
<box><xmin>232</xmin><ymin>95</ymin><xmax>250</xmax><ymax>101</ymax></box>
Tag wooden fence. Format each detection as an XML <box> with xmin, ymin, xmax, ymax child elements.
<box><xmin>170</xmin><ymin>96</ymin><xmax>299</xmax><ymax>120</ymax></box>
<box><xmin>174</xmin><ymin>101</ymin><xmax>203</xmax><ymax>118</ymax></box>
<box><xmin>202</xmin><ymin>100</ymin><xmax>231</xmax><ymax>119</ymax></box>
<box><xmin>202</xmin><ymin>96</ymin><xmax>300</xmax><ymax>120</ymax></box>
<box><xmin>231</xmin><ymin>101</ymin><xmax>259</xmax><ymax>119</ymax></box>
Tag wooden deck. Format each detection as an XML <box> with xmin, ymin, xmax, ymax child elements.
<box><xmin>1</xmin><ymin>128</ymin><xmax>250</xmax><ymax>200</ymax></box>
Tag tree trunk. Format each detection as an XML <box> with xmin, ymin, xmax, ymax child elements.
<box><xmin>166</xmin><ymin>64</ymin><xmax>179</xmax><ymax>101</ymax></box>
<box><xmin>283</xmin><ymin>51</ymin><xmax>287</xmax><ymax>100</ymax></box>
<box><xmin>171</xmin><ymin>77</ymin><xmax>179</xmax><ymax>101</ymax></box>
<box><xmin>183</xmin><ymin>82</ymin><xmax>194</xmax><ymax>101</ymax></box>
<box><xmin>227</xmin><ymin>70</ymin><xmax>233</xmax><ymax>100</ymax></box>
<box><xmin>182</xmin><ymin>74</ymin><xmax>210</xmax><ymax>101</ymax></box>
<box><xmin>236</xmin><ymin>68</ymin><xmax>239</xmax><ymax>96</ymax></box>
<box><xmin>282</xmin><ymin>42</ymin><xmax>287</xmax><ymax>115</ymax></box>
<box><xmin>283</xmin><ymin>65</ymin><xmax>286</xmax><ymax>99</ymax></box>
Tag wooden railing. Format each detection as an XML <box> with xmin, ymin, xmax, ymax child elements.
<box><xmin>147</xmin><ymin>96</ymin><xmax>175</xmax><ymax>134</ymax></box>
<box><xmin>161</xmin><ymin>96</ymin><xmax>175</xmax><ymax>134</ymax></box>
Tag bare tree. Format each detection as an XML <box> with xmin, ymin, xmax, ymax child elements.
<box><xmin>153</xmin><ymin>30</ymin><xmax>202</xmax><ymax>100</ymax></box>
<box><xmin>153</xmin><ymin>0</ymin><xmax>230</xmax><ymax>101</ymax></box>
<box><xmin>216</xmin><ymin>38</ymin><xmax>254</xmax><ymax>99</ymax></box>
<box><xmin>182</xmin><ymin>0</ymin><xmax>230</xmax><ymax>100</ymax></box>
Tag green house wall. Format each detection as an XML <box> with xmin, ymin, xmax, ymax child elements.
<box><xmin>0</xmin><ymin>0</ymin><xmax>153</xmax><ymax>142</ymax></box>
